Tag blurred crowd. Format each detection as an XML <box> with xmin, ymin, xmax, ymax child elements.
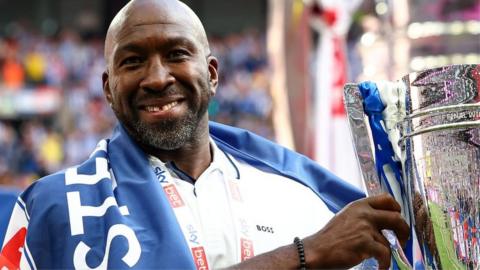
<box><xmin>0</xmin><ymin>26</ymin><xmax>273</xmax><ymax>190</ymax></box>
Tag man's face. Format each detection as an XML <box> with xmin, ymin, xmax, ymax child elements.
<box><xmin>103</xmin><ymin>8</ymin><xmax>218</xmax><ymax>150</ymax></box>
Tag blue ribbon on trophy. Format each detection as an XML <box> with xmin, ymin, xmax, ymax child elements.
<box><xmin>357</xmin><ymin>82</ymin><xmax>420</xmax><ymax>270</ymax></box>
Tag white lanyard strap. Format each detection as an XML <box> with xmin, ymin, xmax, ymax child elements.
<box><xmin>153</xmin><ymin>161</ymin><xmax>210</xmax><ymax>270</ymax></box>
<box><xmin>224</xmin><ymin>179</ymin><xmax>255</xmax><ymax>262</ymax></box>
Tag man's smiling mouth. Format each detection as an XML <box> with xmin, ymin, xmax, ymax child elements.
<box><xmin>144</xmin><ymin>101</ymin><xmax>179</xmax><ymax>112</ymax></box>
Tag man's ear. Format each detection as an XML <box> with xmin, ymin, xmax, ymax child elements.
<box><xmin>102</xmin><ymin>70</ymin><xmax>113</xmax><ymax>106</ymax></box>
<box><xmin>207</xmin><ymin>56</ymin><xmax>219</xmax><ymax>95</ymax></box>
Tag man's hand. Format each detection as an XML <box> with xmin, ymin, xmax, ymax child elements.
<box><xmin>303</xmin><ymin>193</ymin><xmax>409</xmax><ymax>269</ymax></box>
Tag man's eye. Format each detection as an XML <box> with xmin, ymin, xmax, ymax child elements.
<box><xmin>121</xmin><ymin>56</ymin><xmax>143</xmax><ymax>66</ymax></box>
<box><xmin>167</xmin><ymin>50</ymin><xmax>189</xmax><ymax>60</ymax></box>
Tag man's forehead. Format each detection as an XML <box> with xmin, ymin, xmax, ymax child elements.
<box><xmin>115</xmin><ymin>19</ymin><xmax>193</xmax><ymax>43</ymax></box>
<box><xmin>114</xmin><ymin>25</ymin><xmax>198</xmax><ymax>54</ymax></box>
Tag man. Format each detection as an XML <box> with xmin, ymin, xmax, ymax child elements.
<box><xmin>0</xmin><ymin>0</ymin><xmax>409</xmax><ymax>269</ymax></box>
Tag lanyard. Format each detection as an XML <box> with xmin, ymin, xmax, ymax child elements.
<box><xmin>149</xmin><ymin>156</ymin><xmax>255</xmax><ymax>269</ymax></box>
<box><xmin>224</xmin><ymin>177</ymin><xmax>255</xmax><ymax>262</ymax></box>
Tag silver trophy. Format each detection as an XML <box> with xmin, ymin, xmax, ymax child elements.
<box><xmin>345</xmin><ymin>64</ymin><xmax>480</xmax><ymax>269</ymax></box>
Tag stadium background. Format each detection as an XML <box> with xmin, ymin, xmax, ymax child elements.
<box><xmin>0</xmin><ymin>0</ymin><xmax>478</xmax><ymax>192</ymax></box>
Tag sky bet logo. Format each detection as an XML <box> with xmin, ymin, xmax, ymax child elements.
<box><xmin>163</xmin><ymin>184</ymin><xmax>185</xmax><ymax>208</ymax></box>
<box><xmin>154</xmin><ymin>167</ymin><xmax>167</xmax><ymax>182</ymax></box>
<box><xmin>191</xmin><ymin>247</ymin><xmax>209</xmax><ymax>270</ymax></box>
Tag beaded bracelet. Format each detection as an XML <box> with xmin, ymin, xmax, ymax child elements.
<box><xmin>293</xmin><ymin>237</ymin><xmax>307</xmax><ymax>270</ymax></box>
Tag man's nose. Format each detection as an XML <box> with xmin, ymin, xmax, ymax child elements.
<box><xmin>139</xmin><ymin>58</ymin><xmax>175</xmax><ymax>91</ymax></box>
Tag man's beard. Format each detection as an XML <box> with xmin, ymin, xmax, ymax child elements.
<box><xmin>131</xmin><ymin>108</ymin><xmax>202</xmax><ymax>150</ymax></box>
<box><xmin>127</xmin><ymin>88</ymin><xmax>211</xmax><ymax>151</ymax></box>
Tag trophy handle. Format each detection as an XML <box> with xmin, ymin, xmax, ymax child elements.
<box><xmin>344</xmin><ymin>84</ymin><xmax>383</xmax><ymax>196</ymax></box>
<box><xmin>344</xmin><ymin>83</ymin><xmax>413</xmax><ymax>270</ymax></box>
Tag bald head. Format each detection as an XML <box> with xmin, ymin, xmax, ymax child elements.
<box><xmin>104</xmin><ymin>0</ymin><xmax>210</xmax><ymax>66</ymax></box>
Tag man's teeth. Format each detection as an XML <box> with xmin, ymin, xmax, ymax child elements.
<box><xmin>145</xmin><ymin>101</ymin><xmax>178</xmax><ymax>112</ymax></box>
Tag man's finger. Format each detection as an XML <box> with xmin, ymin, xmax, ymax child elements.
<box><xmin>372</xmin><ymin>230</ymin><xmax>390</xmax><ymax>250</ymax></box>
<box><xmin>370</xmin><ymin>210</ymin><xmax>410</xmax><ymax>245</ymax></box>
<box><xmin>368</xmin><ymin>239</ymin><xmax>392</xmax><ymax>270</ymax></box>
<box><xmin>367</xmin><ymin>194</ymin><xmax>402</xmax><ymax>212</ymax></box>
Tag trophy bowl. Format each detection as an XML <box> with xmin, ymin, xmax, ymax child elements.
<box><xmin>345</xmin><ymin>64</ymin><xmax>480</xmax><ymax>269</ymax></box>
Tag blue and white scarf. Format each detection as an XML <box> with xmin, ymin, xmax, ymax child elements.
<box><xmin>0</xmin><ymin>122</ymin><xmax>363</xmax><ymax>269</ymax></box>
